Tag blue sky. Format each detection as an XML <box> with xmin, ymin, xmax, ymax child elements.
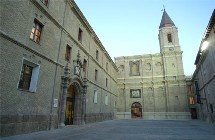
<box><xmin>74</xmin><ymin>0</ymin><xmax>214</xmax><ymax>76</ymax></box>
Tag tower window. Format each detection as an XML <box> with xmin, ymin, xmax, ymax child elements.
<box><xmin>167</xmin><ymin>33</ymin><xmax>172</xmax><ymax>43</ymax></box>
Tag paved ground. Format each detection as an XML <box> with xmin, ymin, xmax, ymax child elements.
<box><xmin>2</xmin><ymin>119</ymin><xmax>215</xmax><ymax>140</ymax></box>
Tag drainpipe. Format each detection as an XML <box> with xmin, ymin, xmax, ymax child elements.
<box><xmin>123</xmin><ymin>57</ymin><xmax>126</xmax><ymax>119</ymax></box>
<box><xmin>49</xmin><ymin>0</ymin><xmax>68</xmax><ymax>129</ymax></box>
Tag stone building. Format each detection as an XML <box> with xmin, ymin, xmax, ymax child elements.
<box><xmin>0</xmin><ymin>0</ymin><xmax>118</xmax><ymax>136</ymax></box>
<box><xmin>192</xmin><ymin>9</ymin><xmax>215</xmax><ymax>123</ymax></box>
<box><xmin>115</xmin><ymin>9</ymin><xmax>190</xmax><ymax>119</ymax></box>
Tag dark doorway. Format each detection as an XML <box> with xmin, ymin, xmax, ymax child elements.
<box><xmin>65</xmin><ymin>85</ymin><xmax>76</xmax><ymax>125</ymax></box>
<box><xmin>191</xmin><ymin>108</ymin><xmax>197</xmax><ymax>119</ymax></box>
<box><xmin>131</xmin><ymin>102</ymin><xmax>142</xmax><ymax>118</ymax></box>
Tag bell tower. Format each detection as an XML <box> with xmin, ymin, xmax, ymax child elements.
<box><xmin>158</xmin><ymin>9</ymin><xmax>185</xmax><ymax>77</ymax></box>
<box><xmin>158</xmin><ymin>9</ymin><xmax>181</xmax><ymax>53</ymax></box>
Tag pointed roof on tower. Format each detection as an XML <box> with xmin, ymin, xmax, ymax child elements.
<box><xmin>159</xmin><ymin>9</ymin><xmax>175</xmax><ymax>28</ymax></box>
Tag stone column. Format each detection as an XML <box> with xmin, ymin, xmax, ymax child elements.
<box><xmin>59</xmin><ymin>64</ymin><xmax>70</xmax><ymax>127</ymax></box>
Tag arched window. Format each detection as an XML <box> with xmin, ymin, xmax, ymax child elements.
<box><xmin>167</xmin><ymin>33</ymin><xmax>172</xmax><ymax>43</ymax></box>
<box><xmin>145</xmin><ymin>63</ymin><xmax>151</xmax><ymax>71</ymax></box>
<box><xmin>129</xmin><ymin>61</ymin><xmax>140</xmax><ymax>76</ymax></box>
<box><xmin>131</xmin><ymin>63</ymin><xmax>138</xmax><ymax>75</ymax></box>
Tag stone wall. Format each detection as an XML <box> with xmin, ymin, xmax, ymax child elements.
<box><xmin>192</xmin><ymin>22</ymin><xmax>215</xmax><ymax>123</ymax></box>
<box><xmin>0</xmin><ymin>0</ymin><xmax>118</xmax><ymax>137</ymax></box>
<box><xmin>0</xmin><ymin>115</ymin><xmax>58</xmax><ymax>137</ymax></box>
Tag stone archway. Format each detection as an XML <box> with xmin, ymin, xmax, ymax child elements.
<box><xmin>60</xmin><ymin>74</ymin><xmax>86</xmax><ymax>127</ymax></box>
<box><xmin>66</xmin><ymin>76</ymin><xmax>85</xmax><ymax>125</ymax></box>
<box><xmin>131</xmin><ymin>102</ymin><xmax>142</xmax><ymax>118</ymax></box>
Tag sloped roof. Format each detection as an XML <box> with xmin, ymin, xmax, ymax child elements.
<box><xmin>159</xmin><ymin>9</ymin><xmax>175</xmax><ymax>28</ymax></box>
<box><xmin>194</xmin><ymin>9</ymin><xmax>215</xmax><ymax>65</ymax></box>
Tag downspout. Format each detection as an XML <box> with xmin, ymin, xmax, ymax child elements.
<box><xmin>49</xmin><ymin>0</ymin><xmax>68</xmax><ymax>129</ymax></box>
<box><xmin>124</xmin><ymin>57</ymin><xmax>126</xmax><ymax>119</ymax></box>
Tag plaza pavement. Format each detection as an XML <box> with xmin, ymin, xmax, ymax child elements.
<box><xmin>1</xmin><ymin>119</ymin><xmax>215</xmax><ymax>140</ymax></box>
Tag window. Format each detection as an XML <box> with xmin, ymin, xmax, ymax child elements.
<box><xmin>96</xmin><ymin>50</ymin><xmax>99</xmax><ymax>60</ymax></box>
<box><xmin>78</xmin><ymin>28</ymin><xmax>83</xmax><ymax>42</ymax></box>
<box><xmin>167</xmin><ymin>33</ymin><xmax>172</xmax><ymax>43</ymax></box>
<box><xmin>40</xmin><ymin>0</ymin><xmax>49</xmax><ymax>6</ymax></box>
<box><xmin>210</xmin><ymin>104</ymin><xmax>213</xmax><ymax>113</ymax></box>
<box><xmin>188</xmin><ymin>85</ymin><xmax>192</xmax><ymax>94</ymax></box>
<box><xmin>30</xmin><ymin>19</ymin><xmax>43</xmax><ymax>43</ymax></box>
<box><xmin>194</xmin><ymin>81</ymin><xmax>199</xmax><ymax>94</ymax></box>
<box><xmin>106</xmin><ymin>78</ymin><xmax>108</xmax><ymax>87</ymax></box>
<box><xmin>18</xmin><ymin>64</ymin><xmax>33</xmax><ymax>90</ymax></box>
<box><xmin>65</xmin><ymin>45</ymin><xmax>71</xmax><ymax>61</ymax></box>
<box><xmin>145</xmin><ymin>63</ymin><xmax>151</xmax><ymax>71</ymax></box>
<box><xmin>83</xmin><ymin>59</ymin><xmax>87</xmax><ymax>72</ymax></box>
<box><xmin>105</xmin><ymin>95</ymin><xmax>108</xmax><ymax>105</ymax></box>
<box><xmin>189</xmin><ymin>96</ymin><xmax>195</xmax><ymax>105</ymax></box>
<box><xmin>132</xmin><ymin>64</ymin><xmax>138</xmax><ymax>75</ymax></box>
<box><xmin>93</xmin><ymin>90</ymin><xmax>98</xmax><ymax>103</ymax></box>
<box><xmin>129</xmin><ymin>61</ymin><xmax>140</xmax><ymax>76</ymax></box>
<box><xmin>95</xmin><ymin>69</ymin><xmax>98</xmax><ymax>81</ymax></box>
<box><xmin>196</xmin><ymin>94</ymin><xmax>201</xmax><ymax>104</ymax></box>
<box><xmin>106</xmin><ymin>62</ymin><xmax>108</xmax><ymax>71</ymax></box>
<box><xmin>18</xmin><ymin>59</ymin><xmax>40</xmax><ymax>92</ymax></box>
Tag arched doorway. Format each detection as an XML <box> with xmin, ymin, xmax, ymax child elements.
<box><xmin>131</xmin><ymin>102</ymin><xmax>142</xmax><ymax>118</ymax></box>
<box><xmin>65</xmin><ymin>85</ymin><xmax>76</xmax><ymax>125</ymax></box>
<box><xmin>59</xmin><ymin>64</ymin><xmax>87</xmax><ymax>127</ymax></box>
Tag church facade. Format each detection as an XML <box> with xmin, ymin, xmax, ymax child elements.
<box><xmin>115</xmin><ymin>10</ymin><xmax>190</xmax><ymax>119</ymax></box>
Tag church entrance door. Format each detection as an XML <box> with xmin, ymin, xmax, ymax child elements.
<box><xmin>131</xmin><ymin>102</ymin><xmax>142</xmax><ymax>118</ymax></box>
<box><xmin>65</xmin><ymin>85</ymin><xmax>76</xmax><ymax>125</ymax></box>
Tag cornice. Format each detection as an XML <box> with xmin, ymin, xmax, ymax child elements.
<box><xmin>70</xmin><ymin>0</ymin><xmax>118</xmax><ymax>71</ymax></box>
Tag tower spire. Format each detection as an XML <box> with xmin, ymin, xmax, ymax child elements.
<box><xmin>159</xmin><ymin>9</ymin><xmax>175</xmax><ymax>29</ymax></box>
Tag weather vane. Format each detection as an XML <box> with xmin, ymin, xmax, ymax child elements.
<box><xmin>162</xmin><ymin>5</ymin><xmax>165</xmax><ymax>11</ymax></box>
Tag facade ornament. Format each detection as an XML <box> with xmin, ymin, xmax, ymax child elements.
<box><xmin>74</xmin><ymin>50</ymin><xmax>82</xmax><ymax>77</ymax></box>
<box><xmin>59</xmin><ymin>51</ymin><xmax>88</xmax><ymax>127</ymax></box>
<box><xmin>59</xmin><ymin>63</ymin><xmax>70</xmax><ymax>127</ymax></box>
